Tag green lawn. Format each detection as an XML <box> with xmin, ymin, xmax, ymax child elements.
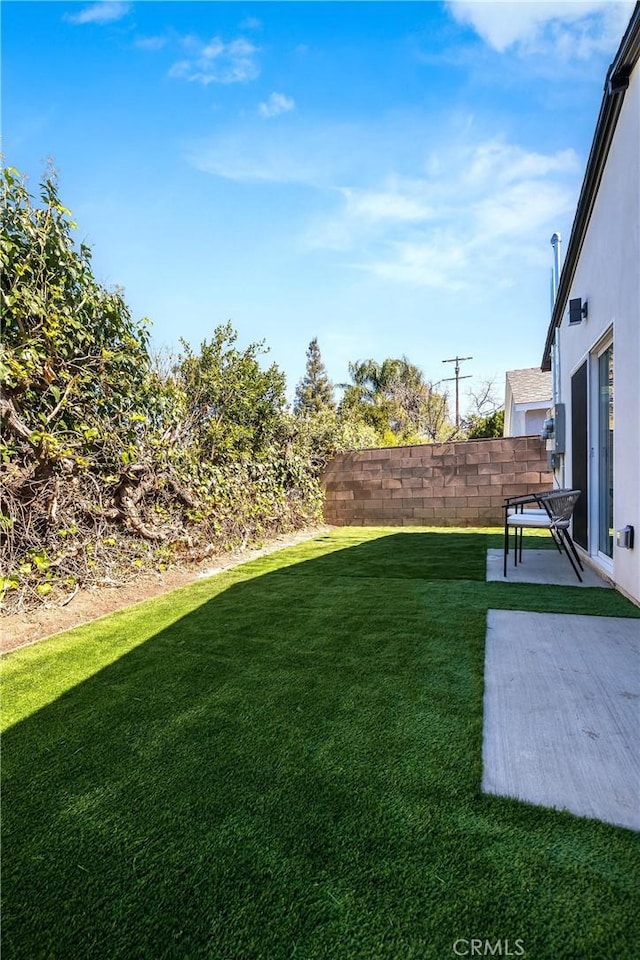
<box><xmin>2</xmin><ymin>528</ymin><xmax>639</xmax><ymax>960</ymax></box>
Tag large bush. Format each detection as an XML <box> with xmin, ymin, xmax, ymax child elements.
<box><xmin>0</xmin><ymin>168</ymin><xmax>321</xmax><ymax>610</ymax></box>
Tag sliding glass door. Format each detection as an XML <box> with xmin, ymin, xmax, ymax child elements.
<box><xmin>571</xmin><ymin>361</ymin><xmax>588</xmax><ymax>549</ymax></box>
<box><xmin>598</xmin><ymin>344</ymin><xmax>614</xmax><ymax>559</ymax></box>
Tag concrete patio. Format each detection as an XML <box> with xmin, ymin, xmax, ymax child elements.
<box><xmin>486</xmin><ymin>547</ymin><xmax>611</xmax><ymax>588</ymax></box>
<box><xmin>482</xmin><ymin>609</ymin><xmax>640</xmax><ymax>831</ymax></box>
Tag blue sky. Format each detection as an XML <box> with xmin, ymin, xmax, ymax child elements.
<box><xmin>3</xmin><ymin>0</ymin><xmax>635</xmax><ymax>409</ymax></box>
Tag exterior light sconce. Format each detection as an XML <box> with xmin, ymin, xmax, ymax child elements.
<box><xmin>617</xmin><ymin>525</ymin><xmax>634</xmax><ymax>549</ymax></box>
<box><xmin>569</xmin><ymin>298</ymin><xmax>588</xmax><ymax>324</ymax></box>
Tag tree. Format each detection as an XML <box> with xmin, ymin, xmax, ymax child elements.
<box><xmin>340</xmin><ymin>356</ymin><xmax>453</xmax><ymax>443</ymax></box>
<box><xmin>461</xmin><ymin>376</ymin><xmax>504</xmax><ymax>439</ymax></box>
<box><xmin>0</xmin><ymin>165</ymin><xmax>164</xmax><ymax>600</ymax></box>
<box><xmin>465</xmin><ymin>409</ymin><xmax>505</xmax><ymax>439</ymax></box>
<box><xmin>1</xmin><ymin>165</ymin><xmax>152</xmax><ymax>470</ymax></box>
<box><xmin>294</xmin><ymin>337</ymin><xmax>334</xmax><ymax>416</ymax></box>
<box><xmin>341</xmin><ymin>357</ymin><xmax>414</xmax><ymax>438</ymax></box>
<box><xmin>416</xmin><ymin>384</ymin><xmax>454</xmax><ymax>442</ymax></box>
<box><xmin>466</xmin><ymin>376</ymin><xmax>501</xmax><ymax>419</ymax></box>
<box><xmin>179</xmin><ymin>323</ymin><xmax>287</xmax><ymax>464</ymax></box>
<box><xmin>0</xmin><ymin>167</ymin><xmax>324</xmax><ymax>609</ymax></box>
<box><xmin>0</xmin><ymin>165</ymin><xmax>154</xmax><ymax>529</ymax></box>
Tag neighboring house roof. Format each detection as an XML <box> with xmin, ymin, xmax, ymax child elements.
<box><xmin>542</xmin><ymin>2</ymin><xmax>640</xmax><ymax>371</ymax></box>
<box><xmin>506</xmin><ymin>368</ymin><xmax>552</xmax><ymax>406</ymax></box>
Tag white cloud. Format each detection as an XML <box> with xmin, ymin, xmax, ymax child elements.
<box><xmin>366</xmin><ymin>237</ymin><xmax>470</xmax><ymax>291</ymax></box>
<box><xmin>259</xmin><ymin>92</ymin><xmax>296</xmax><ymax>119</ymax></box>
<box><xmin>186</xmin><ymin>111</ymin><xmax>581</xmax><ymax>292</ymax></box>
<box><xmin>135</xmin><ymin>36</ymin><xmax>168</xmax><ymax>52</ymax></box>
<box><xmin>305</xmin><ymin>183</ymin><xmax>435</xmax><ymax>252</ymax></box>
<box><xmin>187</xmin><ymin>121</ymin><xmax>362</xmax><ymax>187</ymax></box>
<box><xmin>64</xmin><ymin>2</ymin><xmax>130</xmax><ymax>26</ymax></box>
<box><xmin>307</xmin><ymin>137</ymin><xmax>580</xmax><ymax>290</ymax></box>
<box><xmin>240</xmin><ymin>16</ymin><xmax>262</xmax><ymax>32</ymax></box>
<box><xmin>447</xmin><ymin>0</ymin><xmax>635</xmax><ymax>58</ymax></box>
<box><xmin>189</xmin><ymin>140</ymin><xmax>319</xmax><ymax>185</ymax></box>
<box><xmin>464</xmin><ymin>141</ymin><xmax>578</xmax><ymax>186</ymax></box>
<box><xmin>341</xmin><ymin>187</ymin><xmax>434</xmax><ymax>223</ymax></box>
<box><xmin>473</xmin><ymin>179</ymin><xmax>574</xmax><ymax>243</ymax></box>
<box><xmin>169</xmin><ymin>36</ymin><xmax>259</xmax><ymax>85</ymax></box>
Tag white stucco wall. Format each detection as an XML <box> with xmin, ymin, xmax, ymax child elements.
<box><xmin>503</xmin><ymin>380</ymin><xmax>515</xmax><ymax>436</ymax></box>
<box><xmin>556</xmin><ymin>66</ymin><xmax>640</xmax><ymax>602</ymax></box>
<box><xmin>524</xmin><ymin>407</ymin><xmax>547</xmax><ymax>436</ymax></box>
<box><xmin>506</xmin><ymin>402</ymin><xmax>549</xmax><ymax>437</ymax></box>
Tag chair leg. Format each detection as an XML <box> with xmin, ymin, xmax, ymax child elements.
<box><xmin>562</xmin><ymin>529</ymin><xmax>584</xmax><ymax>572</ymax></box>
<box><xmin>519</xmin><ymin>526</ymin><xmax>524</xmax><ymax>564</ymax></box>
<box><xmin>548</xmin><ymin>528</ymin><xmax>563</xmax><ymax>554</ymax></box>
<box><xmin>558</xmin><ymin>530</ymin><xmax>583</xmax><ymax>582</ymax></box>
<box><xmin>503</xmin><ymin>512</ymin><xmax>508</xmax><ymax>577</ymax></box>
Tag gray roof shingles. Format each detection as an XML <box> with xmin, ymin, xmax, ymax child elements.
<box><xmin>506</xmin><ymin>368</ymin><xmax>552</xmax><ymax>405</ymax></box>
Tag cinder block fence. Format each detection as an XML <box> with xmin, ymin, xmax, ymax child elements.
<box><xmin>322</xmin><ymin>436</ymin><xmax>552</xmax><ymax>527</ymax></box>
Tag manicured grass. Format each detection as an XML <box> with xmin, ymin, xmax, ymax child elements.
<box><xmin>2</xmin><ymin>528</ymin><xmax>639</xmax><ymax>960</ymax></box>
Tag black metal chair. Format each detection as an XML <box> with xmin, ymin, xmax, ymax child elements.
<box><xmin>503</xmin><ymin>489</ymin><xmax>584</xmax><ymax>582</ymax></box>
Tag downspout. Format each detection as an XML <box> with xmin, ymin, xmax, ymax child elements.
<box><xmin>550</xmin><ymin>232</ymin><xmax>565</xmax><ymax>487</ymax></box>
<box><xmin>550</xmin><ymin>232</ymin><xmax>561</xmax><ymax>410</ymax></box>
<box><xmin>550</xmin><ymin>232</ymin><xmax>561</xmax><ymax>306</ymax></box>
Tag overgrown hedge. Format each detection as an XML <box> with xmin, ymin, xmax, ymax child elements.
<box><xmin>0</xmin><ymin>168</ymin><xmax>323</xmax><ymax>611</ymax></box>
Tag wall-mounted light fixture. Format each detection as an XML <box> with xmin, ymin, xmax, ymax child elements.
<box><xmin>569</xmin><ymin>297</ymin><xmax>588</xmax><ymax>324</ymax></box>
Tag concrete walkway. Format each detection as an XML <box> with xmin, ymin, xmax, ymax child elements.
<box><xmin>486</xmin><ymin>547</ymin><xmax>611</xmax><ymax>587</ymax></box>
<box><xmin>482</xmin><ymin>609</ymin><xmax>640</xmax><ymax>831</ymax></box>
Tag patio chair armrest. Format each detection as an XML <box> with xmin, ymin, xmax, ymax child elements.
<box><xmin>502</xmin><ymin>492</ymin><xmax>545</xmax><ymax>512</ymax></box>
<box><xmin>503</xmin><ymin>494</ymin><xmax>542</xmax><ymax>505</ymax></box>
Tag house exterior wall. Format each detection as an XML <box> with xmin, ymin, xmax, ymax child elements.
<box><xmin>323</xmin><ymin>436</ymin><xmax>551</xmax><ymax>527</ymax></box>
<box><xmin>505</xmin><ymin>401</ymin><xmax>549</xmax><ymax>437</ymax></box>
<box><xmin>554</xmin><ymin>65</ymin><xmax>640</xmax><ymax>603</ymax></box>
<box><xmin>504</xmin><ymin>380</ymin><xmax>515</xmax><ymax>436</ymax></box>
<box><xmin>524</xmin><ymin>407</ymin><xmax>547</xmax><ymax>436</ymax></box>
<box><xmin>503</xmin><ymin>372</ymin><xmax>551</xmax><ymax>437</ymax></box>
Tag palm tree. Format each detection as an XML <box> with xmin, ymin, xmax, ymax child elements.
<box><xmin>341</xmin><ymin>356</ymin><xmax>439</xmax><ymax>439</ymax></box>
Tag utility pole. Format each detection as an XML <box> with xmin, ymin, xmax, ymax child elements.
<box><xmin>442</xmin><ymin>355</ymin><xmax>473</xmax><ymax>428</ymax></box>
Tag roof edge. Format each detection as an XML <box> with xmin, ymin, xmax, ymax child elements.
<box><xmin>541</xmin><ymin>2</ymin><xmax>640</xmax><ymax>371</ymax></box>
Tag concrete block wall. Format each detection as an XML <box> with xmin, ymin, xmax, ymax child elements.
<box><xmin>323</xmin><ymin>436</ymin><xmax>552</xmax><ymax>527</ymax></box>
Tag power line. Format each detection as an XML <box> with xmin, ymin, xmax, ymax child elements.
<box><xmin>442</xmin><ymin>355</ymin><xmax>473</xmax><ymax>428</ymax></box>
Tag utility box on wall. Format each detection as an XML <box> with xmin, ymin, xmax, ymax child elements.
<box><xmin>542</xmin><ymin>403</ymin><xmax>566</xmax><ymax>454</ymax></box>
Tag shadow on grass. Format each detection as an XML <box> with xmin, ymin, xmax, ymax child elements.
<box><xmin>3</xmin><ymin>530</ymin><xmax>639</xmax><ymax>960</ymax></box>
<box><xmin>241</xmin><ymin>529</ymin><xmax>489</xmax><ymax>582</ymax></box>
